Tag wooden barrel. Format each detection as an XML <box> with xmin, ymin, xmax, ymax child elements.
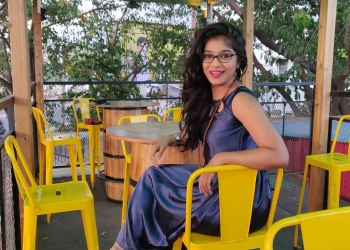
<box><xmin>103</xmin><ymin>106</ymin><xmax>149</xmax><ymax>202</ymax></box>
<box><xmin>128</xmin><ymin>143</ymin><xmax>197</xmax><ymax>198</ymax></box>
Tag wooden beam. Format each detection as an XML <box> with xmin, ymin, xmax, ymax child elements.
<box><xmin>33</xmin><ymin>0</ymin><xmax>44</xmax><ymax>112</ymax></box>
<box><xmin>8</xmin><ymin>0</ymin><xmax>35</xmax><ymax>245</ymax></box>
<box><xmin>308</xmin><ymin>0</ymin><xmax>337</xmax><ymax>212</ymax></box>
<box><xmin>8</xmin><ymin>0</ymin><xmax>34</xmax><ymax>168</ymax></box>
<box><xmin>242</xmin><ymin>0</ymin><xmax>254</xmax><ymax>90</ymax></box>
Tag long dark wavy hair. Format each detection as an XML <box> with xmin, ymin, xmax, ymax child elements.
<box><xmin>180</xmin><ymin>22</ymin><xmax>247</xmax><ymax>151</ymax></box>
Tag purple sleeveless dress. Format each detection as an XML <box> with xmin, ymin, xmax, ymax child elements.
<box><xmin>116</xmin><ymin>86</ymin><xmax>272</xmax><ymax>249</ymax></box>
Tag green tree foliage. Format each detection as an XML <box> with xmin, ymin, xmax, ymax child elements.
<box><xmin>214</xmin><ymin>0</ymin><xmax>350</xmax><ymax>115</ymax></box>
<box><xmin>0</xmin><ymin>0</ymin><xmax>192</xmax><ymax>100</ymax></box>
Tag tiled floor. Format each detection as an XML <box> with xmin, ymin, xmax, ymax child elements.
<box><xmin>37</xmin><ymin>173</ymin><xmax>312</xmax><ymax>250</ymax></box>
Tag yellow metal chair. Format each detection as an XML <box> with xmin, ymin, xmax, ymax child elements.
<box><xmin>4</xmin><ymin>135</ymin><xmax>99</xmax><ymax>250</ymax></box>
<box><xmin>72</xmin><ymin>98</ymin><xmax>103</xmax><ymax>188</ymax></box>
<box><xmin>163</xmin><ymin>107</ymin><xmax>183</xmax><ymax>121</ymax></box>
<box><xmin>32</xmin><ymin>107</ymin><xmax>86</xmax><ymax>187</ymax></box>
<box><xmin>118</xmin><ymin>114</ymin><xmax>161</xmax><ymax>226</ymax></box>
<box><xmin>294</xmin><ymin>115</ymin><xmax>350</xmax><ymax>247</ymax></box>
<box><xmin>265</xmin><ymin>206</ymin><xmax>350</xmax><ymax>250</ymax></box>
<box><xmin>172</xmin><ymin>166</ymin><xmax>284</xmax><ymax>250</ymax></box>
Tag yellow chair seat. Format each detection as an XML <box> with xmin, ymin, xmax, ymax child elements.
<box><xmin>305</xmin><ymin>153</ymin><xmax>350</xmax><ymax>170</ymax></box>
<box><xmin>46</xmin><ymin>133</ymin><xmax>77</xmax><ymax>141</ymax></box>
<box><xmin>24</xmin><ymin>181</ymin><xmax>94</xmax><ymax>214</ymax></box>
<box><xmin>4</xmin><ymin>135</ymin><xmax>99</xmax><ymax>250</ymax></box>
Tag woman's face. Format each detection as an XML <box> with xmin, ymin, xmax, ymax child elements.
<box><xmin>202</xmin><ymin>36</ymin><xmax>239</xmax><ymax>88</ymax></box>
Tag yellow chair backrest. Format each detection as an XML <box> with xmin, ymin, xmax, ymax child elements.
<box><xmin>32</xmin><ymin>107</ymin><xmax>54</xmax><ymax>141</ymax></box>
<box><xmin>265</xmin><ymin>206</ymin><xmax>350</xmax><ymax>250</ymax></box>
<box><xmin>163</xmin><ymin>108</ymin><xmax>182</xmax><ymax>121</ymax></box>
<box><xmin>175</xmin><ymin>167</ymin><xmax>283</xmax><ymax>249</ymax></box>
<box><xmin>182</xmin><ymin>165</ymin><xmax>258</xmax><ymax>246</ymax></box>
<box><xmin>117</xmin><ymin>114</ymin><xmax>161</xmax><ymax>158</ymax></box>
<box><xmin>330</xmin><ymin>115</ymin><xmax>350</xmax><ymax>154</ymax></box>
<box><xmin>4</xmin><ymin>135</ymin><xmax>38</xmax><ymax>209</ymax></box>
<box><xmin>72</xmin><ymin>98</ymin><xmax>101</xmax><ymax>122</ymax></box>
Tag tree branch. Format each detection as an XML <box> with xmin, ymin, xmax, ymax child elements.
<box><xmin>213</xmin><ymin>9</ymin><xmax>225</xmax><ymax>21</ymax></box>
<box><xmin>253</xmin><ymin>52</ymin><xmax>271</xmax><ymax>77</ymax></box>
<box><xmin>1</xmin><ymin>37</ymin><xmax>11</xmax><ymax>79</ymax></box>
<box><xmin>219</xmin><ymin>2</ymin><xmax>318</xmax><ymax>74</ymax></box>
<box><xmin>44</xmin><ymin>7</ymin><xmax>117</xmax><ymax>28</ymax></box>
<box><xmin>344</xmin><ymin>24</ymin><xmax>350</xmax><ymax>57</ymax></box>
<box><xmin>112</xmin><ymin>6</ymin><xmax>128</xmax><ymax>45</ymax></box>
<box><xmin>0</xmin><ymin>0</ymin><xmax>6</xmax><ymax>12</ymax></box>
<box><xmin>0</xmin><ymin>75</ymin><xmax>12</xmax><ymax>93</ymax></box>
<box><xmin>228</xmin><ymin>0</ymin><xmax>243</xmax><ymax>18</ymax></box>
<box><xmin>0</xmin><ymin>30</ymin><xmax>10</xmax><ymax>50</ymax></box>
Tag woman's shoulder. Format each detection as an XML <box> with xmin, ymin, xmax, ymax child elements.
<box><xmin>225</xmin><ymin>85</ymin><xmax>257</xmax><ymax>102</ymax></box>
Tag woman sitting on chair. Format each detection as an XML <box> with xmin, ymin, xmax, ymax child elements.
<box><xmin>111</xmin><ymin>21</ymin><xmax>289</xmax><ymax>250</ymax></box>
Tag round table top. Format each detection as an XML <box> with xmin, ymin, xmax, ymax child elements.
<box><xmin>106</xmin><ymin>121</ymin><xmax>180</xmax><ymax>143</ymax></box>
<box><xmin>93</xmin><ymin>100</ymin><xmax>159</xmax><ymax>109</ymax></box>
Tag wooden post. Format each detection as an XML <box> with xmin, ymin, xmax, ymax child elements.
<box><xmin>308</xmin><ymin>0</ymin><xmax>337</xmax><ymax>212</ymax></box>
<box><xmin>8</xmin><ymin>0</ymin><xmax>34</xmax><ymax>172</ymax></box>
<box><xmin>33</xmin><ymin>0</ymin><xmax>44</xmax><ymax>112</ymax></box>
<box><xmin>8</xmin><ymin>0</ymin><xmax>35</xmax><ymax>245</ymax></box>
<box><xmin>242</xmin><ymin>0</ymin><xmax>254</xmax><ymax>90</ymax></box>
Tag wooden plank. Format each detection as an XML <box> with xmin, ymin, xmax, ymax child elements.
<box><xmin>0</xmin><ymin>95</ymin><xmax>14</xmax><ymax>111</ymax></box>
<box><xmin>8</xmin><ymin>0</ymin><xmax>34</xmax><ymax>165</ymax></box>
<box><xmin>242</xmin><ymin>0</ymin><xmax>254</xmax><ymax>90</ymax></box>
<box><xmin>33</xmin><ymin>0</ymin><xmax>44</xmax><ymax>112</ymax></box>
<box><xmin>8</xmin><ymin>0</ymin><xmax>35</xmax><ymax>245</ymax></box>
<box><xmin>308</xmin><ymin>0</ymin><xmax>337</xmax><ymax>212</ymax></box>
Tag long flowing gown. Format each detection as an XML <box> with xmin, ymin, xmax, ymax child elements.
<box><xmin>116</xmin><ymin>86</ymin><xmax>272</xmax><ymax>250</ymax></box>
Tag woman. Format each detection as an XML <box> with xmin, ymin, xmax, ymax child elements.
<box><xmin>111</xmin><ymin>21</ymin><xmax>289</xmax><ymax>250</ymax></box>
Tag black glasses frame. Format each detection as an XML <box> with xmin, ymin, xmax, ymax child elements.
<box><xmin>201</xmin><ymin>53</ymin><xmax>238</xmax><ymax>63</ymax></box>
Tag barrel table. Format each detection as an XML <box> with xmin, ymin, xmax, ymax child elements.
<box><xmin>106</xmin><ymin>121</ymin><xmax>197</xmax><ymax>199</ymax></box>
<box><xmin>95</xmin><ymin>100</ymin><xmax>159</xmax><ymax>202</ymax></box>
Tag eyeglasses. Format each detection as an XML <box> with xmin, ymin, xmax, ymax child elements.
<box><xmin>201</xmin><ymin>53</ymin><xmax>237</xmax><ymax>63</ymax></box>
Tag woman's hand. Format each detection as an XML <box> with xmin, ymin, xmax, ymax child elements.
<box><xmin>198</xmin><ymin>155</ymin><xmax>221</xmax><ymax>196</ymax></box>
<box><xmin>150</xmin><ymin>135</ymin><xmax>171</xmax><ymax>167</ymax></box>
<box><xmin>198</xmin><ymin>172</ymin><xmax>216</xmax><ymax>196</ymax></box>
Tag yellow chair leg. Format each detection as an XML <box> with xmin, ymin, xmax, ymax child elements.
<box><xmin>39</xmin><ymin>143</ymin><xmax>45</xmax><ymax>185</ymax></box>
<box><xmin>68</xmin><ymin>144</ymin><xmax>78</xmax><ymax>182</ymax></box>
<box><xmin>328</xmin><ymin>170</ymin><xmax>341</xmax><ymax>209</ymax></box>
<box><xmin>89</xmin><ymin>127</ymin><xmax>95</xmax><ymax>187</ymax></box>
<box><xmin>172</xmin><ymin>237</ymin><xmax>182</xmax><ymax>250</ymax></box>
<box><xmin>121</xmin><ymin>161</ymin><xmax>130</xmax><ymax>226</ymax></box>
<box><xmin>46</xmin><ymin>146</ymin><xmax>54</xmax><ymax>223</ymax></box>
<box><xmin>77</xmin><ymin>140</ymin><xmax>87</xmax><ymax>182</ymax></box>
<box><xmin>82</xmin><ymin>206</ymin><xmax>99</xmax><ymax>250</ymax></box>
<box><xmin>23</xmin><ymin>214</ymin><xmax>37</xmax><ymax>250</ymax></box>
<box><xmin>294</xmin><ymin>161</ymin><xmax>309</xmax><ymax>247</ymax></box>
<box><xmin>94</xmin><ymin>128</ymin><xmax>101</xmax><ymax>173</ymax></box>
